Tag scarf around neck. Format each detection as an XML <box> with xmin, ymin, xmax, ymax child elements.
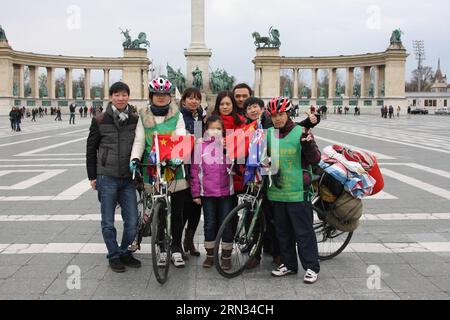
<box><xmin>151</xmin><ymin>105</ymin><xmax>170</xmax><ymax>117</ymax></box>
<box><xmin>111</xmin><ymin>104</ymin><xmax>129</xmax><ymax>124</ymax></box>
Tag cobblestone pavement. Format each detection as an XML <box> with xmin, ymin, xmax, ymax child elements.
<box><xmin>0</xmin><ymin>114</ymin><xmax>449</xmax><ymax>300</ymax></box>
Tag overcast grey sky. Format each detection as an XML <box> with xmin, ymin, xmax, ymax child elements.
<box><xmin>1</xmin><ymin>0</ymin><xmax>449</xmax><ymax>85</ymax></box>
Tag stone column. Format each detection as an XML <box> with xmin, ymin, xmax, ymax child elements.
<box><xmin>385</xmin><ymin>59</ymin><xmax>405</xmax><ymax>98</ymax></box>
<box><xmin>185</xmin><ymin>0</ymin><xmax>212</xmax><ymax>93</ymax></box>
<box><xmin>311</xmin><ymin>68</ymin><xmax>318</xmax><ymax>99</ymax></box>
<box><xmin>0</xmin><ymin>56</ymin><xmax>13</xmax><ymax>98</ymax></box>
<box><xmin>293</xmin><ymin>68</ymin><xmax>299</xmax><ymax>99</ymax></box>
<box><xmin>361</xmin><ymin>66</ymin><xmax>371</xmax><ymax>98</ymax></box>
<box><xmin>378</xmin><ymin>65</ymin><xmax>385</xmax><ymax>97</ymax></box>
<box><xmin>384</xmin><ymin>47</ymin><xmax>407</xmax><ymax>111</ymax></box>
<box><xmin>29</xmin><ymin>66</ymin><xmax>40</xmax><ymax>99</ymax></box>
<box><xmin>345</xmin><ymin>67</ymin><xmax>354</xmax><ymax>98</ymax></box>
<box><xmin>103</xmin><ymin>69</ymin><xmax>110</xmax><ymax>99</ymax></box>
<box><xmin>190</xmin><ymin>0</ymin><xmax>206</xmax><ymax>48</ymax></box>
<box><xmin>255</xmin><ymin>48</ymin><xmax>280</xmax><ymax>99</ymax></box>
<box><xmin>374</xmin><ymin>66</ymin><xmax>380</xmax><ymax>98</ymax></box>
<box><xmin>328</xmin><ymin>68</ymin><xmax>336</xmax><ymax>98</ymax></box>
<box><xmin>143</xmin><ymin>69</ymin><xmax>149</xmax><ymax>100</ymax></box>
<box><xmin>47</xmin><ymin>67</ymin><xmax>55</xmax><ymax>99</ymax></box>
<box><xmin>85</xmin><ymin>69</ymin><xmax>91</xmax><ymax>100</ymax></box>
<box><xmin>13</xmin><ymin>64</ymin><xmax>24</xmax><ymax>97</ymax></box>
<box><xmin>65</xmin><ymin>68</ymin><xmax>73</xmax><ymax>99</ymax></box>
<box><xmin>18</xmin><ymin>65</ymin><xmax>25</xmax><ymax>98</ymax></box>
<box><xmin>84</xmin><ymin>69</ymin><xmax>91</xmax><ymax>100</ymax></box>
<box><xmin>254</xmin><ymin>67</ymin><xmax>261</xmax><ymax>97</ymax></box>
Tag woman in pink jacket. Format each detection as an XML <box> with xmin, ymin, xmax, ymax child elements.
<box><xmin>190</xmin><ymin>115</ymin><xmax>235</xmax><ymax>270</ymax></box>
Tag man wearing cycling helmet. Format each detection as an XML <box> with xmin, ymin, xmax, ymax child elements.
<box><xmin>130</xmin><ymin>77</ymin><xmax>188</xmax><ymax>268</ymax></box>
<box><xmin>266</xmin><ymin>97</ymin><xmax>321</xmax><ymax>284</ymax></box>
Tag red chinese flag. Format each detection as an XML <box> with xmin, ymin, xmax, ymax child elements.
<box><xmin>225</xmin><ymin>121</ymin><xmax>258</xmax><ymax>160</ymax></box>
<box><xmin>152</xmin><ymin>135</ymin><xmax>195</xmax><ymax>163</ymax></box>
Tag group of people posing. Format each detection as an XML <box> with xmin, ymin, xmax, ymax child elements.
<box><xmin>86</xmin><ymin>77</ymin><xmax>322</xmax><ymax>284</ymax></box>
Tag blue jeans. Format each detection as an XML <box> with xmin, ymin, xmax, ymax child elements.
<box><xmin>97</xmin><ymin>175</ymin><xmax>138</xmax><ymax>261</ymax></box>
<box><xmin>202</xmin><ymin>196</ymin><xmax>234</xmax><ymax>243</ymax></box>
<box><xmin>69</xmin><ymin>113</ymin><xmax>76</xmax><ymax>124</ymax></box>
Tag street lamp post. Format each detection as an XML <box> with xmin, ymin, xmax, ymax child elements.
<box><xmin>413</xmin><ymin>40</ymin><xmax>425</xmax><ymax>92</ymax></box>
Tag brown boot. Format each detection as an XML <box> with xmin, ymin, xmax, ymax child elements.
<box><xmin>184</xmin><ymin>228</ymin><xmax>201</xmax><ymax>257</ymax></box>
<box><xmin>203</xmin><ymin>248</ymin><xmax>214</xmax><ymax>268</ymax></box>
<box><xmin>221</xmin><ymin>249</ymin><xmax>232</xmax><ymax>271</ymax></box>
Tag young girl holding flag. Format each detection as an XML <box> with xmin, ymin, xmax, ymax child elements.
<box><xmin>190</xmin><ymin>115</ymin><xmax>235</xmax><ymax>270</ymax></box>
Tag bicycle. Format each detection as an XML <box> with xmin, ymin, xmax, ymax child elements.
<box><xmin>311</xmin><ymin>173</ymin><xmax>354</xmax><ymax>261</ymax></box>
<box><xmin>130</xmin><ymin>147</ymin><xmax>186</xmax><ymax>285</ymax></box>
<box><xmin>214</xmin><ymin>170</ymin><xmax>355</xmax><ymax>279</ymax></box>
<box><xmin>214</xmin><ymin>178</ymin><xmax>266</xmax><ymax>279</ymax></box>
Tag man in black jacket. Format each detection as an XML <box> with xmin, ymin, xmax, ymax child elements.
<box><xmin>69</xmin><ymin>104</ymin><xmax>76</xmax><ymax>125</ymax></box>
<box><xmin>86</xmin><ymin>82</ymin><xmax>141</xmax><ymax>273</ymax></box>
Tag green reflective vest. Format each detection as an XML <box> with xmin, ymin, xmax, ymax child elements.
<box><xmin>267</xmin><ymin>125</ymin><xmax>305</xmax><ymax>202</ymax></box>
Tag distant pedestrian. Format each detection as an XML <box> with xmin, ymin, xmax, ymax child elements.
<box><xmin>9</xmin><ymin>107</ymin><xmax>16</xmax><ymax>132</ymax></box>
<box><xmin>31</xmin><ymin>109</ymin><xmax>37</xmax><ymax>122</ymax></box>
<box><xmin>389</xmin><ymin>105</ymin><xmax>394</xmax><ymax>119</ymax></box>
<box><xmin>321</xmin><ymin>105</ymin><xmax>328</xmax><ymax>120</ymax></box>
<box><xmin>397</xmin><ymin>106</ymin><xmax>401</xmax><ymax>118</ymax></box>
<box><xmin>55</xmin><ymin>108</ymin><xmax>62</xmax><ymax>121</ymax></box>
<box><xmin>69</xmin><ymin>104</ymin><xmax>76</xmax><ymax>125</ymax></box>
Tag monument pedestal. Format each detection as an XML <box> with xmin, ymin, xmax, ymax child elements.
<box><xmin>122</xmin><ymin>49</ymin><xmax>150</xmax><ymax>101</ymax></box>
<box><xmin>185</xmin><ymin>48</ymin><xmax>212</xmax><ymax>94</ymax></box>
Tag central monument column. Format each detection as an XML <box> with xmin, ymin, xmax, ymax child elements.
<box><xmin>185</xmin><ymin>0</ymin><xmax>212</xmax><ymax>93</ymax></box>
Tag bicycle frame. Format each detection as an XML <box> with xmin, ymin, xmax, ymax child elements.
<box><xmin>132</xmin><ymin>131</ymin><xmax>190</xmax><ymax>250</ymax></box>
<box><xmin>235</xmin><ymin>181</ymin><xmax>265</xmax><ymax>244</ymax></box>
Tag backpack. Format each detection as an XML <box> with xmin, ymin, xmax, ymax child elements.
<box><xmin>327</xmin><ymin>191</ymin><xmax>363</xmax><ymax>232</ymax></box>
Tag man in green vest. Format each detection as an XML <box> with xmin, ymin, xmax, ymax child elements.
<box><xmin>266</xmin><ymin>97</ymin><xmax>321</xmax><ymax>284</ymax></box>
<box><xmin>130</xmin><ymin>77</ymin><xmax>188</xmax><ymax>269</ymax></box>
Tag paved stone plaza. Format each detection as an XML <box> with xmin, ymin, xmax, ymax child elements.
<box><xmin>0</xmin><ymin>113</ymin><xmax>449</xmax><ymax>300</ymax></box>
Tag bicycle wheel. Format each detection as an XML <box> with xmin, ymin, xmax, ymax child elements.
<box><xmin>136</xmin><ymin>192</ymin><xmax>149</xmax><ymax>247</ymax></box>
<box><xmin>151</xmin><ymin>200</ymin><xmax>171</xmax><ymax>285</ymax></box>
<box><xmin>313</xmin><ymin>205</ymin><xmax>353</xmax><ymax>260</ymax></box>
<box><xmin>214</xmin><ymin>203</ymin><xmax>265</xmax><ymax>279</ymax></box>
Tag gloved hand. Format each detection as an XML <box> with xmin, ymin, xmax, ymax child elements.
<box><xmin>129</xmin><ymin>158</ymin><xmax>140</xmax><ymax>173</ymax></box>
<box><xmin>170</xmin><ymin>158</ymin><xmax>183</xmax><ymax>166</ymax></box>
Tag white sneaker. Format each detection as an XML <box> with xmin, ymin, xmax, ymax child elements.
<box><xmin>271</xmin><ymin>264</ymin><xmax>298</xmax><ymax>277</ymax></box>
<box><xmin>171</xmin><ymin>252</ymin><xmax>186</xmax><ymax>268</ymax></box>
<box><xmin>304</xmin><ymin>269</ymin><xmax>319</xmax><ymax>284</ymax></box>
<box><xmin>157</xmin><ymin>252</ymin><xmax>167</xmax><ymax>268</ymax></box>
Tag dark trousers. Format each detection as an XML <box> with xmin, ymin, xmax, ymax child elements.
<box><xmin>271</xmin><ymin>201</ymin><xmax>320</xmax><ymax>273</ymax></box>
<box><xmin>183</xmin><ymin>188</ymin><xmax>202</xmax><ymax>232</ymax></box>
<box><xmin>253</xmin><ymin>197</ymin><xmax>281</xmax><ymax>261</ymax></box>
<box><xmin>170</xmin><ymin>188</ymin><xmax>189</xmax><ymax>253</ymax></box>
<box><xmin>263</xmin><ymin>199</ymin><xmax>281</xmax><ymax>257</ymax></box>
